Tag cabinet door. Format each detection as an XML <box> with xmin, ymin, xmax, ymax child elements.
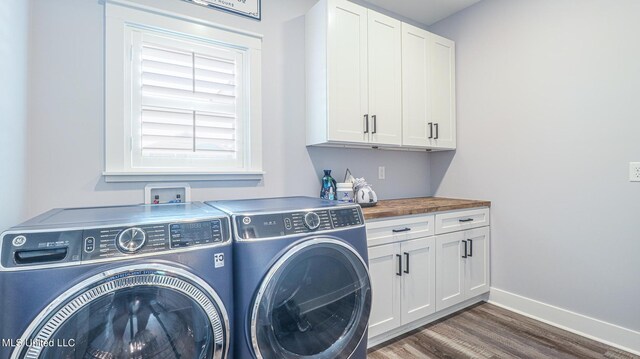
<box><xmin>368</xmin><ymin>243</ymin><xmax>402</xmax><ymax>338</ymax></box>
<box><xmin>435</xmin><ymin>231</ymin><xmax>465</xmax><ymax>311</ymax></box>
<box><xmin>429</xmin><ymin>34</ymin><xmax>456</xmax><ymax>149</ymax></box>
<box><xmin>401</xmin><ymin>23</ymin><xmax>431</xmax><ymax>147</ymax></box>
<box><xmin>367</xmin><ymin>10</ymin><xmax>402</xmax><ymax>146</ymax></box>
<box><xmin>465</xmin><ymin>227</ymin><xmax>491</xmax><ymax>298</ymax></box>
<box><xmin>327</xmin><ymin>0</ymin><xmax>369</xmax><ymax>143</ymax></box>
<box><xmin>400</xmin><ymin>237</ymin><xmax>436</xmax><ymax>324</ymax></box>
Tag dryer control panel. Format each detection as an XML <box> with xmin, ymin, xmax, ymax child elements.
<box><xmin>235</xmin><ymin>206</ymin><xmax>363</xmax><ymax>240</ymax></box>
<box><xmin>1</xmin><ymin>218</ymin><xmax>231</xmax><ymax>269</ymax></box>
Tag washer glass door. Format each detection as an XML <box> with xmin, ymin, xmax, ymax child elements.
<box><xmin>252</xmin><ymin>238</ymin><xmax>371</xmax><ymax>359</ymax></box>
<box><xmin>14</xmin><ymin>265</ymin><xmax>228</xmax><ymax>359</ymax></box>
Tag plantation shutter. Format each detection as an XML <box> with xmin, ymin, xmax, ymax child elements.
<box><xmin>131</xmin><ymin>32</ymin><xmax>245</xmax><ymax>168</ymax></box>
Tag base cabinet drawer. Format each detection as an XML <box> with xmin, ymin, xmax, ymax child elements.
<box><xmin>366</xmin><ymin>214</ymin><xmax>435</xmax><ymax>247</ymax></box>
<box><xmin>435</xmin><ymin>207</ymin><xmax>490</xmax><ymax>234</ymax></box>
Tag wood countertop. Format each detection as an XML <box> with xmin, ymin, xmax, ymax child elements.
<box><xmin>361</xmin><ymin>197</ymin><xmax>491</xmax><ymax>220</ymax></box>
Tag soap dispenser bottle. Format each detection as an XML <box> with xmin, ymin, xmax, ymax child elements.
<box><xmin>320</xmin><ymin>170</ymin><xmax>337</xmax><ymax>200</ymax></box>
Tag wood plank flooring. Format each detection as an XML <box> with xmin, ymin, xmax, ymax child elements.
<box><xmin>368</xmin><ymin>302</ymin><xmax>638</xmax><ymax>359</ymax></box>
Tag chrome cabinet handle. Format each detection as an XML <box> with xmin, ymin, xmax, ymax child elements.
<box><xmin>459</xmin><ymin>218</ymin><xmax>474</xmax><ymax>223</ymax></box>
<box><xmin>468</xmin><ymin>239</ymin><xmax>473</xmax><ymax>257</ymax></box>
<box><xmin>434</xmin><ymin>123</ymin><xmax>439</xmax><ymax>139</ymax></box>
<box><xmin>428</xmin><ymin>122</ymin><xmax>433</xmax><ymax>139</ymax></box>
<box><xmin>392</xmin><ymin>227</ymin><xmax>411</xmax><ymax>233</ymax></box>
<box><xmin>396</xmin><ymin>254</ymin><xmax>402</xmax><ymax>276</ymax></box>
<box><xmin>462</xmin><ymin>240</ymin><xmax>468</xmax><ymax>258</ymax></box>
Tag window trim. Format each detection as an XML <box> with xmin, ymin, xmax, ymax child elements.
<box><xmin>104</xmin><ymin>0</ymin><xmax>263</xmax><ymax>182</ymax></box>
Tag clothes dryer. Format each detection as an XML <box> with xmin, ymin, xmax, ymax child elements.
<box><xmin>207</xmin><ymin>197</ymin><xmax>371</xmax><ymax>359</ymax></box>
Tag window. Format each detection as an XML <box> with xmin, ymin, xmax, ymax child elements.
<box><xmin>104</xmin><ymin>2</ymin><xmax>262</xmax><ymax>182</ymax></box>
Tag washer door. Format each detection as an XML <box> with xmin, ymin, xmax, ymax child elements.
<box><xmin>251</xmin><ymin>238</ymin><xmax>371</xmax><ymax>359</ymax></box>
<box><xmin>13</xmin><ymin>264</ymin><xmax>229</xmax><ymax>359</ymax></box>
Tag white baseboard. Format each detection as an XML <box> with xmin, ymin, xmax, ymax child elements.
<box><xmin>489</xmin><ymin>287</ymin><xmax>640</xmax><ymax>356</ymax></box>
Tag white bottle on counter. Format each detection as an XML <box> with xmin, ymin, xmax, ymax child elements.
<box><xmin>336</xmin><ymin>183</ymin><xmax>354</xmax><ymax>203</ymax></box>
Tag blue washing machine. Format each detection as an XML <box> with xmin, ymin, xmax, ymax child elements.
<box><xmin>0</xmin><ymin>202</ymin><xmax>234</xmax><ymax>359</ymax></box>
<box><xmin>206</xmin><ymin>197</ymin><xmax>372</xmax><ymax>359</ymax></box>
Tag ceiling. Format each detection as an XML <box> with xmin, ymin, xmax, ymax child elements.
<box><xmin>361</xmin><ymin>0</ymin><xmax>482</xmax><ymax>26</ymax></box>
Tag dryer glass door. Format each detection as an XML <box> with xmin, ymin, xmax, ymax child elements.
<box><xmin>252</xmin><ymin>238</ymin><xmax>371</xmax><ymax>359</ymax></box>
<box><xmin>13</xmin><ymin>265</ymin><xmax>228</xmax><ymax>359</ymax></box>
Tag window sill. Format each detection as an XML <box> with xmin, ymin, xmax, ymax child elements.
<box><xmin>103</xmin><ymin>171</ymin><xmax>265</xmax><ymax>183</ymax></box>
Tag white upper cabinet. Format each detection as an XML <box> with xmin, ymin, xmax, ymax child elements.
<box><xmin>429</xmin><ymin>33</ymin><xmax>456</xmax><ymax>149</ymax></box>
<box><xmin>326</xmin><ymin>0</ymin><xmax>368</xmax><ymax>144</ymax></box>
<box><xmin>401</xmin><ymin>23</ymin><xmax>431</xmax><ymax>148</ymax></box>
<box><xmin>402</xmin><ymin>23</ymin><xmax>456</xmax><ymax>149</ymax></box>
<box><xmin>367</xmin><ymin>10</ymin><xmax>402</xmax><ymax>146</ymax></box>
<box><xmin>307</xmin><ymin>0</ymin><xmax>455</xmax><ymax>150</ymax></box>
<box><xmin>306</xmin><ymin>0</ymin><xmax>401</xmax><ymax>147</ymax></box>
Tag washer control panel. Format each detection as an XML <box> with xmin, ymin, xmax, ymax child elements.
<box><xmin>1</xmin><ymin>217</ymin><xmax>231</xmax><ymax>268</ymax></box>
<box><xmin>235</xmin><ymin>205</ymin><xmax>363</xmax><ymax>240</ymax></box>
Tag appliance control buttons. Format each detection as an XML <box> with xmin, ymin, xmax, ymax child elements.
<box><xmin>84</xmin><ymin>237</ymin><xmax>95</xmax><ymax>252</ymax></box>
<box><xmin>242</xmin><ymin>217</ymin><xmax>252</xmax><ymax>225</ymax></box>
<box><xmin>284</xmin><ymin>217</ymin><xmax>292</xmax><ymax>230</ymax></box>
<box><xmin>303</xmin><ymin>212</ymin><xmax>321</xmax><ymax>230</ymax></box>
<box><xmin>116</xmin><ymin>227</ymin><xmax>147</xmax><ymax>253</ymax></box>
<box><xmin>12</xmin><ymin>235</ymin><xmax>26</xmax><ymax>247</ymax></box>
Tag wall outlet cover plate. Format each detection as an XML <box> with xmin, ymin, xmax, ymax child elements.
<box><xmin>630</xmin><ymin>162</ymin><xmax>640</xmax><ymax>182</ymax></box>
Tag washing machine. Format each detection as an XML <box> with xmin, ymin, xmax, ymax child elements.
<box><xmin>0</xmin><ymin>202</ymin><xmax>233</xmax><ymax>359</ymax></box>
<box><xmin>206</xmin><ymin>197</ymin><xmax>372</xmax><ymax>359</ymax></box>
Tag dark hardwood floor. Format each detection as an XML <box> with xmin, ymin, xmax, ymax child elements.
<box><xmin>368</xmin><ymin>303</ymin><xmax>638</xmax><ymax>359</ymax></box>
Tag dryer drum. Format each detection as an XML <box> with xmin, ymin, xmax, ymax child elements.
<box><xmin>12</xmin><ymin>265</ymin><xmax>228</xmax><ymax>359</ymax></box>
<box><xmin>251</xmin><ymin>239</ymin><xmax>372</xmax><ymax>359</ymax></box>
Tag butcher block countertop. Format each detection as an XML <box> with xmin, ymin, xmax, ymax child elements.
<box><xmin>361</xmin><ymin>197</ymin><xmax>491</xmax><ymax>220</ymax></box>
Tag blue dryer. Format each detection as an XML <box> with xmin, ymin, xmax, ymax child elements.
<box><xmin>0</xmin><ymin>202</ymin><xmax>234</xmax><ymax>359</ymax></box>
<box><xmin>207</xmin><ymin>197</ymin><xmax>372</xmax><ymax>359</ymax></box>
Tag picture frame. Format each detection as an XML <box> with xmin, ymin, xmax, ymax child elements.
<box><xmin>182</xmin><ymin>0</ymin><xmax>261</xmax><ymax>21</ymax></box>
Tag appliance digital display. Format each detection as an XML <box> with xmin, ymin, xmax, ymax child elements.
<box><xmin>170</xmin><ymin>221</ymin><xmax>216</xmax><ymax>248</ymax></box>
<box><xmin>180</xmin><ymin>222</ymin><xmax>213</xmax><ymax>242</ymax></box>
<box><xmin>331</xmin><ymin>208</ymin><xmax>361</xmax><ymax>227</ymax></box>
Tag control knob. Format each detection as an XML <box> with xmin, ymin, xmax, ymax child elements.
<box><xmin>117</xmin><ymin>227</ymin><xmax>147</xmax><ymax>253</ymax></box>
<box><xmin>303</xmin><ymin>212</ymin><xmax>321</xmax><ymax>230</ymax></box>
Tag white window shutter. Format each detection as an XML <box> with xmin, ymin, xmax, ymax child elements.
<box><xmin>132</xmin><ymin>34</ymin><xmax>243</xmax><ymax>166</ymax></box>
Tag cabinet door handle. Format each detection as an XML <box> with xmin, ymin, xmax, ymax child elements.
<box><xmin>396</xmin><ymin>254</ymin><xmax>402</xmax><ymax>276</ymax></box>
<box><xmin>392</xmin><ymin>227</ymin><xmax>411</xmax><ymax>233</ymax></box>
<box><xmin>404</xmin><ymin>252</ymin><xmax>410</xmax><ymax>274</ymax></box>
<box><xmin>364</xmin><ymin>114</ymin><xmax>369</xmax><ymax>134</ymax></box>
<box><xmin>428</xmin><ymin>122</ymin><xmax>433</xmax><ymax>139</ymax></box>
<box><xmin>459</xmin><ymin>218</ymin><xmax>474</xmax><ymax>223</ymax></box>
<box><xmin>462</xmin><ymin>240</ymin><xmax>468</xmax><ymax>258</ymax></box>
<box><xmin>434</xmin><ymin>123</ymin><xmax>439</xmax><ymax>139</ymax></box>
<box><xmin>372</xmin><ymin>115</ymin><xmax>377</xmax><ymax>134</ymax></box>
<box><xmin>468</xmin><ymin>239</ymin><xmax>473</xmax><ymax>257</ymax></box>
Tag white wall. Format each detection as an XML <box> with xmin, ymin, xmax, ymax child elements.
<box><xmin>0</xmin><ymin>0</ymin><xmax>29</xmax><ymax>231</ymax></box>
<box><xmin>430</xmin><ymin>0</ymin><xmax>640</xmax><ymax>331</ymax></box>
<box><xmin>25</xmin><ymin>0</ymin><xmax>430</xmax><ymax>218</ymax></box>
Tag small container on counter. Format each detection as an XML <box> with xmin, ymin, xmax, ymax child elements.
<box><xmin>336</xmin><ymin>182</ymin><xmax>355</xmax><ymax>203</ymax></box>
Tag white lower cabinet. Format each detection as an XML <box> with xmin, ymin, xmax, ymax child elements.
<box><xmin>367</xmin><ymin>207</ymin><xmax>490</xmax><ymax>343</ymax></box>
<box><xmin>435</xmin><ymin>226</ymin><xmax>490</xmax><ymax>311</ymax></box>
<box><xmin>401</xmin><ymin>238</ymin><xmax>436</xmax><ymax>324</ymax></box>
<box><xmin>368</xmin><ymin>242</ymin><xmax>402</xmax><ymax>337</ymax></box>
<box><xmin>368</xmin><ymin>237</ymin><xmax>435</xmax><ymax>338</ymax></box>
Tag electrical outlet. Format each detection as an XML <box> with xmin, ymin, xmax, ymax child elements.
<box><xmin>630</xmin><ymin>162</ymin><xmax>640</xmax><ymax>182</ymax></box>
<box><xmin>378</xmin><ymin>166</ymin><xmax>386</xmax><ymax>180</ymax></box>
